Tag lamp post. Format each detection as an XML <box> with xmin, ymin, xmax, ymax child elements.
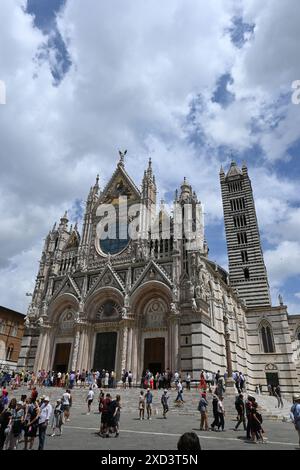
<box><xmin>223</xmin><ymin>311</ymin><xmax>235</xmax><ymax>392</ymax></box>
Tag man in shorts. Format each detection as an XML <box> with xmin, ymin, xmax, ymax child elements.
<box><xmin>145</xmin><ymin>388</ymin><xmax>153</xmax><ymax>420</ymax></box>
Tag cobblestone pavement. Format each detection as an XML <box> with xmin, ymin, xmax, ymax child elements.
<box><xmin>6</xmin><ymin>386</ymin><xmax>300</xmax><ymax>450</ymax></box>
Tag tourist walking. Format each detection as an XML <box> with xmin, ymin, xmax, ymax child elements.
<box><xmin>245</xmin><ymin>396</ymin><xmax>255</xmax><ymax>440</ymax></box>
<box><xmin>61</xmin><ymin>389</ymin><xmax>72</xmax><ymax>422</ymax></box>
<box><xmin>217</xmin><ymin>396</ymin><xmax>225</xmax><ymax>431</ymax></box>
<box><xmin>139</xmin><ymin>391</ymin><xmax>145</xmax><ymax>420</ymax></box>
<box><xmin>290</xmin><ymin>394</ymin><xmax>300</xmax><ymax>448</ymax></box>
<box><xmin>51</xmin><ymin>399</ymin><xmax>63</xmax><ymax>437</ymax></box>
<box><xmin>249</xmin><ymin>402</ymin><xmax>265</xmax><ymax>443</ymax></box>
<box><xmin>111</xmin><ymin>395</ymin><xmax>121</xmax><ymax>437</ymax></box>
<box><xmin>234</xmin><ymin>394</ymin><xmax>246</xmax><ymax>431</ymax></box>
<box><xmin>185</xmin><ymin>373</ymin><xmax>191</xmax><ymax>391</ymax></box>
<box><xmin>122</xmin><ymin>370</ymin><xmax>128</xmax><ymax>389</ymax></box>
<box><xmin>210</xmin><ymin>394</ymin><xmax>219</xmax><ymax>431</ymax></box>
<box><xmin>100</xmin><ymin>393</ymin><xmax>112</xmax><ymax>438</ymax></box>
<box><xmin>24</xmin><ymin>399</ymin><xmax>40</xmax><ymax>449</ymax></box>
<box><xmin>145</xmin><ymin>388</ymin><xmax>153</xmax><ymax>420</ymax></box>
<box><xmin>198</xmin><ymin>393</ymin><xmax>209</xmax><ymax>431</ymax></box>
<box><xmin>6</xmin><ymin>401</ymin><xmax>24</xmax><ymax>450</ymax></box>
<box><xmin>216</xmin><ymin>377</ymin><xmax>225</xmax><ymax>398</ymax></box>
<box><xmin>161</xmin><ymin>389</ymin><xmax>169</xmax><ymax>419</ymax></box>
<box><xmin>175</xmin><ymin>380</ymin><xmax>184</xmax><ymax>403</ymax></box>
<box><xmin>128</xmin><ymin>371</ymin><xmax>133</xmax><ymax>388</ymax></box>
<box><xmin>38</xmin><ymin>397</ymin><xmax>52</xmax><ymax>450</ymax></box>
<box><xmin>274</xmin><ymin>385</ymin><xmax>284</xmax><ymax>408</ymax></box>
<box><xmin>86</xmin><ymin>387</ymin><xmax>94</xmax><ymax>415</ymax></box>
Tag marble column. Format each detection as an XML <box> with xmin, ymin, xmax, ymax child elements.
<box><xmin>71</xmin><ymin>329</ymin><xmax>81</xmax><ymax>371</ymax></box>
<box><xmin>126</xmin><ymin>327</ymin><xmax>133</xmax><ymax>372</ymax></box>
<box><xmin>76</xmin><ymin>323</ymin><xmax>89</xmax><ymax>371</ymax></box>
<box><xmin>170</xmin><ymin>317</ymin><xmax>179</xmax><ymax>372</ymax></box>
<box><xmin>41</xmin><ymin>327</ymin><xmax>52</xmax><ymax>371</ymax></box>
<box><xmin>34</xmin><ymin>327</ymin><xmax>48</xmax><ymax>371</ymax></box>
<box><xmin>131</xmin><ymin>328</ymin><xmax>138</xmax><ymax>385</ymax></box>
<box><xmin>120</xmin><ymin>326</ymin><xmax>128</xmax><ymax>373</ymax></box>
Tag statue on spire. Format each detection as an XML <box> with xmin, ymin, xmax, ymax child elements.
<box><xmin>118</xmin><ymin>149</ymin><xmax>127</xmax><ymax>166</ymax></box>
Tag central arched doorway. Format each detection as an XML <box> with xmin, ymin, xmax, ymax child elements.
<box><xmin>144</xmin><ymin>337</ymin><xmax>165</xmax><ymax>373</ymax></box>
<box><xmin>141</xmin><ymin>298</ymin><xmax>168</xmax><ymax>374</ymax></box>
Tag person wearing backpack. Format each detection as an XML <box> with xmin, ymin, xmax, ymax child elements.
<box><xmin>290</xmin><ymin>394</ymin><xmax>300</xmax><ymax>448</ymax></box>
<box><xmin>6</xmin><ymin>401</ymin><xmax>24</xmax><ymax>450</ymax></box>
<box><xmin>234</xmin><ymin>394</ymin><xmax>246</xmax><ymax>431</ymax></box>
<box><xmin>198</xmin><ymin>393</ymin><xmax>209</xmax><ymax>431</ymax></box>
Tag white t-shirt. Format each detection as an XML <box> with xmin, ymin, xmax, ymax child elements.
<box><xmin>87</xmin><ymin>390</ymin><xmax>94</xmax><ymax>401</ymax></box>
<box><xmin>62</xmin><ymin>392</ymin><xmax>71</xmax><ymax>405</ymax></box>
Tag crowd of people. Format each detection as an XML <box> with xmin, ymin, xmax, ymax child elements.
<box><xmin>1</xmin><ymin>366</ymin><xmax>300</xmax><ymax>450</ymax></box>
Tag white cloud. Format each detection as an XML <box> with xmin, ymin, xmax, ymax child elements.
<box><xmin>264</xmin><ymin>241</ymin><xmax>300</xmax><ymax>287</ymax></box>
<box><xmin>0</xmin><ymin>0</ymin><xmax>300</xmax><ymax>315</ymax></box>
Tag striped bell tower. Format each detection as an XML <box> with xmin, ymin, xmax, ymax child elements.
<box><xmin>220</xmin><ymin>161</ymin><xmax>271</xmax><ymax>308</ymax></box>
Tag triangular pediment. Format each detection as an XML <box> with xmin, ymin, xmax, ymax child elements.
<box><xmin>131</xmin><ymin>260</ymin><xmax>173</xmax><ymax>293</ymax></box>
<box><xmin>86</xmin><ymin>263</ymin><xmax>125</xmax><ymax>297</ymax></box>
<box><xmin>98</xmin><ymin>163</ymin><xmax>141</xmax><ymax>206</ymax></box>
<box><xmin>51</xmin><ymin>275</ymin><xmax>81</xmax><ymax>301</ymax></box>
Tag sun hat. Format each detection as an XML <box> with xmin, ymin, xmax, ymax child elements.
<box><xmin>44</xmin><ymin>396</ymin><xmax>50</xmax><ymax>402</ymax></box>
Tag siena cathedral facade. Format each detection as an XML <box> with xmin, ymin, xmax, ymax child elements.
<box><xmin>19</xmin><ymin>153</ymin><xmax>300</xmax><ymax>393</ymax></box>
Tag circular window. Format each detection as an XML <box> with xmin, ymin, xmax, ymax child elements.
<box><xmin>99</xmin><ymin>221</ymin><xmax>129</xmax><ymax>255</ymax></box>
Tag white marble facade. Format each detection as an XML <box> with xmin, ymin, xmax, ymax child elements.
<box><xmin>18</xmin><ymin>156</ymin><xmax>300</xmax><ymax>394</ymax></box>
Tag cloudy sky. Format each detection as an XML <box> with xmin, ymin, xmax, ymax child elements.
<box><xmin>0</xmin><ymin>0</ymin><xmax>300</xmax><ymax>314</ymax></box>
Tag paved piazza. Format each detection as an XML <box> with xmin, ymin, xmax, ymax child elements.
<box><xmin>7</xmin><ymin>386</ymin><xmax>299</xmax><ymax>451</ymax></box>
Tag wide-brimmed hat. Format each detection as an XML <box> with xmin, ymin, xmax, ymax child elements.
<box><xmin>293</xmin><ymin>394</ymin><xmax>300</xmax><ymax>401</ymax></box>
<box><xmin>44</xmin><ymin>396</ymin><xmax>50</xmax><ymax>402</ymax></box>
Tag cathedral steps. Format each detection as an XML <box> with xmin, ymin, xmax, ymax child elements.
<box><xmin>10</xmin><ymin>386</ymin><xmax>292</xmax><ymax>421</ymax></box>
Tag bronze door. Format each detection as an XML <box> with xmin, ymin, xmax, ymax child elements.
<box><xmin>53</xmin><ymin>343</ymin><xmax>71</xmax><ymax>372</ymax></box>
<box><xmin>93</xmin><ymin>332</ymin><xmax>117</xmax><ymax>372</ymax></box>
<box><xmin>144</xmin><ymin>337</ymin><xmax>165</xmax><ymax>374</ymax></box>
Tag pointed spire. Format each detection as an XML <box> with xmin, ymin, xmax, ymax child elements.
<box><xmin>226</xmin><ymin>161</ymin><xmax>242</xmax><ymax>178</ymax></box>
<box><xmin>59</xmin><ymin>210</ymin><xmax>69</xmax><ymax>229</ymax></box>
<box><xmin>219</xmin><ymin>165</ymin><xmax>225</xmax><ymax>175</ymax></box>
<box><xmin>74</xmin><ymin>221</ymin><xmax>78</xmax><ymax>232</ymax></box>
<box><xmin>52</xmin><ymin>222</ymin><xmax>57</xmax><ymax>232</ymax></box>
<box><xmin>147</xmin><ymin>157</ymin><xmax>153</xmax><ymax>178</ymax></box>
<box><xmin>242</xmin><ymin>161</ymin><xmax>248</xmax><ymax>175</ymax></box>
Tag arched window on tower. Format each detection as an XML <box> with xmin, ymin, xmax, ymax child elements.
<box><xmin>259</xmin><ymin>321</ymin><xmax>275</xmax><ymax>353</ymax></box>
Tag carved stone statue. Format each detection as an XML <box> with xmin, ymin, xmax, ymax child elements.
<box><xmin>191</xmin><ymin>298</ymin><xmax>198</xmax><ymax>312</ymax></box>
<box><xmin>124</xmin><ymin>293</ymin><xmax>130</xmax><ymax>309</ymax></box>
<box><xmin>121</xmin><ymin>307</ymin><xmax>128</xmax><ymax>318</ymax></box>
<box><xmin>195</xmin><ymin>284</ymin><xmax>201</xmax><ymax>299</ymax></box>
<box><xmin>170</xmin><ymin>302</ymin><xmax>179</xmax><ymax>315</ymax></box>
<box><xmin>172</xmin><ymin>285</ymin><xmax>179</xmax><ymax>302</ymax></box>
<box><xmin>187</xmin><ymin>281</ymin><xmax>194</xmax><ymax>300</ymax></box>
